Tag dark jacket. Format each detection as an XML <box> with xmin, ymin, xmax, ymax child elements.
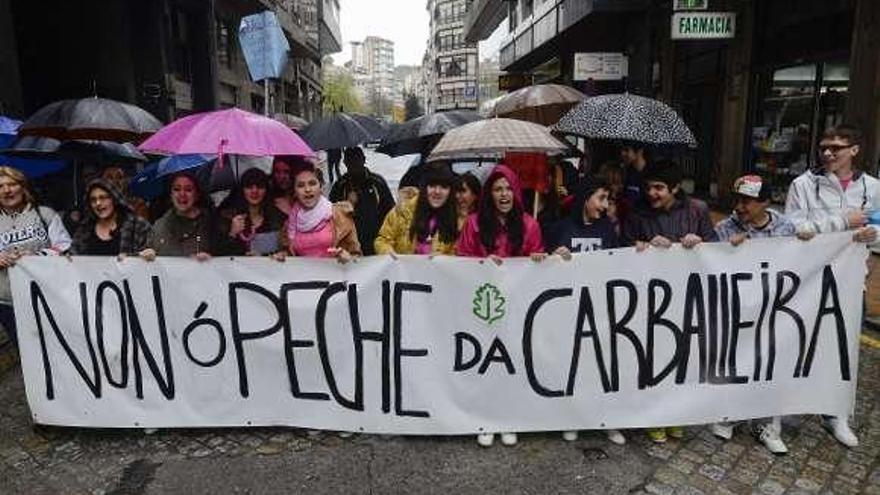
<box><xmin>218</xmin><ymin>204</ymin><xmax>288</xmax><ymax>256</ymax></box>
<box><xmin>622</xmin><ymin>195</ymin><xmax>718</xmax><ymax>245</ymax></box>
<box><xmin>146</xmin><ymin>207</ymin><xmax>224</xmax><ymax>256</ymax></box>
<box><xmin>547</xmin><ymin>181</ymin><xmax>620</xmax><ymax>252</ymax></box>
<box><xmin>547</xmin><ymin>216</ymin><xmax>620</xmax><ymax>253</ymax></box>
<box><xmin>71</xmin><ymin>179</ymin><xmax>152</xmax><ymax>255</ymax></box>
<box><xmin>329</xmin><ymin>168</ymin><xmax>395</xmax><ymax>256</ymax></box>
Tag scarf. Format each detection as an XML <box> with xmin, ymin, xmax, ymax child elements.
<box><xmin>287</xmin><ymin>196</ymin><xmax>333</xmax><ymax>247</ymax></box>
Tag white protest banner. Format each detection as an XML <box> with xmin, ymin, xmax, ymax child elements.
<box><xmin>10</xmin><ymin>233</ymin><xmax>866</xmax><ymax>433</ymax></box>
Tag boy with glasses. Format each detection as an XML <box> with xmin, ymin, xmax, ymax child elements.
<box><xmin>785</xmin><ymin>124</ymin><xmax>878</xmax><ymax>244</ymax></box>
<box><xmin>785</xmin><ymin>124</ymin><xmax>879</xmax><ymax>448</ymax></box>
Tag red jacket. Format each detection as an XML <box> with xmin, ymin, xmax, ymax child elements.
<box><xmin>456</xmin><ymin>165</ymin><xmax>544</xmax><ymax>257</ymax></box>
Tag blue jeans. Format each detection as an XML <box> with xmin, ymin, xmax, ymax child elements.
<box><xmin>0</xmin><ymin>304</ymin><xmax>17</xmax><ymax>347</ymax></box>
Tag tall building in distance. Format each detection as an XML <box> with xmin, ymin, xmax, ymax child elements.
<box><xmin>426</xmin><ymin>0</ymin><xmax>479</xmax><ymax>113</ymax></box>
<box><xmin>348</xmin><ymin>36</ymin><xmax>395</xmax><ymax>117</ymax></box>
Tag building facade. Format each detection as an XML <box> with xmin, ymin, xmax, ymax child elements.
<box><xmin>349</xmin><ymin>36</ymin><xmax>396</xmax><ymax>118</ymax></box>
<box><xmin>427</xmin><ymin>0</ymin><xmax>480</xmax><ymax>113</ymax></box>
<box><xmin>2</xmin><ymin>0</ymin><xmax>342</xmax><ymax>124</ymax></box>
<box><xmin>464</xmin><ymin>0</ymin><xmax>880</xmax><ymax>201</ymax></box>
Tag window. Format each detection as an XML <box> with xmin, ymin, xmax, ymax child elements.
<box><xmin>751</xmin><ymin>61</ymin><xmax>850</xmax><ymax>202</ymax></box>
<box><xmin>216</xmin><ymin>18</ymin><xmax>235</xmax><ymax>69</ymax></box>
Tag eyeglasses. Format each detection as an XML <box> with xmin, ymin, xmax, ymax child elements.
<box><xmin>818</xmin><ymin>144</ymin><xmax>855</xmax><ymax>154</ymax></box>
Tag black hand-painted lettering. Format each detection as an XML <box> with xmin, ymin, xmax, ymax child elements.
<box><xmin>606</xmin><ymin>280</ymin><xmax>646</xmax><ymax>391</ymax></box>
<box><xmin>30</xmin><ymin>281</ymin><xmax>102</xmax><ymax>399</ymax></box>
<box><xmin>393</xmin><ymin>282</ymin><xmax>431</xmax><ymax>418</ymax></box>
<box><xmin>231</xmin><ymin>282</ymin><xmax>285</xmax><ymax>398</ymax></box>
<box><xmin>803</xmin><ymin>266</ymin><xmax>851</xmax><ymax>380</ymax></box>
<box><xmin>523</xmin><ymin>288</ymin><xmax>572</xmax><ymax>397</ymax></box>
<box><xmin>645</xmin><ymin>279</ymin><xmax>681</xmax><ymax>387</ymax></box>
<box><xmin>676</xmin><ymin>273</ymin><xmax>707</xmax><ymax>384</ymax></box>
<box><xmin>315</xmin><ymin>282</ymin><xmax>360</xmax><ymax>410</ymax></box>
<box><xmin>568</xmin><ymin>287</ymin><xmax>612</xmax><ymax>394</ymax></box>
<box><xmin>454</xmin><ymin>332</ymin><xmax>482</xmax><ymax>371</ymax></box>
<box><xmin>726</xmin><ymin>273</ymin><xmax>751</xmax><ymax>384</ymax></box>
<box><xmin>182</xmin><ymin>302</ymin><xmax>226</xmax><ymax>367</ymax></box>
<box><xmin>95</xmin><ymin>281</ymin><xmax>129</xmax><ymax>389</ymax></box>
<box><xmin>752</xmin><ymin>262</ymin><xmax>771</xmax><ymax>381</ymax></box>
<box><xmin>769</xmin><ymin>271</ymin><xmax>804</xmax><ymax>379</ymax></box>
<box><xmin>478</xmin><ymin>337</ymin><xmax>516</xmax><ymax>375</ymax></box>
<box><xmin>279</xmin><ymin>281</ymin><xmax>330</xmax><ymax>401</ymax></box>
<box><xmin>124</xmin><ymin>278</ymin><xmax>175</xmax><ymax>400</ymax></box>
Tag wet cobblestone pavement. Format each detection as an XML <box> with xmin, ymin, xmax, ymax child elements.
<box><xmin>1</xmin><ymin>339</ymin><xmax>879</xmax><ymax>494</ymax></box>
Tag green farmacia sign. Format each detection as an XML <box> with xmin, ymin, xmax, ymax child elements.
<box><xmin>672</xmin><ymin>12</ymin><xmax>736</xmax><ymax>40</ymax></box>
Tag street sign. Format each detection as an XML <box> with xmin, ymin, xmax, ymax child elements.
<box><xmin>674</xmin><ymin>0</ymin><xmax>708</xmax><ymax>10</ymax></box>
<box><xmin>573</xmin><ymin>53</ymin><xmax>629</xmax><ymax>81</ymax></box>
<box><xmin>671</xmin><ymin>12</ymin><xmax>736</xmax><ymax>40</ymax></box>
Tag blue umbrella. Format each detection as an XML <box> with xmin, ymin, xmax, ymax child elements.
<box><xmin>0</xmin><ymin>128</ymin><xmax>67</xmax><ymax>179</ymax></box>
<box><xmin>0</xmin><ymin>116</ymin><xmax>21</xmax><ymax>135</ymax></box>
<box><xmin>155</xmin><ymin>154</ymin><xmax>216</xmax><ymax>177</ymax></box>
<box><xmin>129</xmin><ymin>162</ymin><xmax>164</xmax><ymax>201</ymax></box>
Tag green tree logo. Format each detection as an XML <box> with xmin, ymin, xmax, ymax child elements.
<box><xmin>472</xmin><ymin>283</ymin><xmax>506</xmax><ymax>324</ymax></box>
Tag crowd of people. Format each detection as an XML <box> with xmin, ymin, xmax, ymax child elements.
<box><xmin>0</xmin><ymin>123</ymin><xmax>875</xmax><ymax>453</ymax></box>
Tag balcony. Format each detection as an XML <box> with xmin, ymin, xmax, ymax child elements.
<box><xmin>463</xmin><ymin>0</ymin><xmax>508</xmax><ymax>43</ymax></box>
<box><xmin>496</xmin><ymin>0</ymin><xmax>646</xmax><ymax>71</ymax></box>
<box><xmin>319</xmin><ymin>0</ymin><xmax>342</xmax><ymax>55</ymax></box>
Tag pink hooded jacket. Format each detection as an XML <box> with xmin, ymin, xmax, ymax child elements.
<box><xmin>456</xmin><ymin>164</ymin><xmax>544</xmax><ymax>257</ymax></box>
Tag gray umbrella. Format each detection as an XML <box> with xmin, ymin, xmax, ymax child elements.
<box><xmin>552</xmin><ymin>93</ymin><xmax>697</xmax><ymax>146</ymax></box>
<box><xmin>299</xmin><ymin>113</ymin><xmax>387</xmax><ymax>150</ymax></box>
<box><xmin>18</xmin><ymin>97</ymin><xmax>163</xmax><ymax>143</ymax></box>
<box><xmin>376</xmin><ymin>110</ymin><xmax>482</xmax><ymax>157</ymax></box>
<box><xmin>3</xmin><ymin>135</ymin><xmax>146</xmax><ymax>163</ymax></box>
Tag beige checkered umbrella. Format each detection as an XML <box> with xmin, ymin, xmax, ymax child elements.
<box><xmin>427</xmin><ymin>118</ymin><xmax>570</xmax><ymax>162</ymax></box>
<box><xmin>491</xmin><ymin>84</ymin><xmax>586</xmax><ymax>125</ymax></box>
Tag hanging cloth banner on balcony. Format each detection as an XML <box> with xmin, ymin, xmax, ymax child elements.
<box><xmin>10</xmin><ymin>233</ymin><xmax>865</xmax><ymax>432</ymax></box>
<box><xmin>238</xmin><ymin>11</ymin><xmax>290</xmax><ymax>82</ymax></box>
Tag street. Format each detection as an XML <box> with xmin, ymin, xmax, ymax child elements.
<box><xmin>1</xmin><ymin>338</ymin><xmax>879</xmax><ymax>494</ymax></box>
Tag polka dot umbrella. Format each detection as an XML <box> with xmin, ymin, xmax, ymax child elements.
<box><xmin>552</xmin><ymin>93</ymin><xmax>697</xmax><ymax>146</ymax></box>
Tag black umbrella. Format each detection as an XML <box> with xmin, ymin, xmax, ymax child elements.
<box><xmin>2</xmin><ymin>135</ymin><xmax>147</xmax><ymax>163</ymax></box>
<box><xmin>552</xmin><ymin>93</ymin><xmax>697</xmax><ymax>146</ymax></box>
<box><xmin>299</xmin><ymin>113</ymin><xmax>387</xmax><ymax>151</ymax></box>
<box><xmin>376</xmin><ymin>110</ymin><xmax>482</xmax><ymax>157</ymax></box>
<box><xmin>18</xmin><ymin>97</ymin><xmax>163</xmax><ymax>143</ymax></box>
<box><xmin>350</xmin><ymin>114</ymin><xmax>389</xmax><ymax>141</ymax></box>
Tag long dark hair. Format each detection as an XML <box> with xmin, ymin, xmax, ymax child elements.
<box><xmin>410</xmin><ymin>170</ymin><xmax>458</xmax><ymax>245</ymax></box>
<box><xmin>456</xmin><ymin>172</ymin><xmax>482</xmax><ymax>213</ymax></box>
<box><xmin>478</xmin><ymin>174</ymin><xmax>524</xmax><ymax>256</ymax></box>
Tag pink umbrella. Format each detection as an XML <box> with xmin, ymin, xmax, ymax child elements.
<box><xmin>138</xmin><ymin>108</ymin><xmax>314</xmax><ymax>157</ymax></box>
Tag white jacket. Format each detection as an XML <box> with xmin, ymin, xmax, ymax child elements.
<box><xmin>784</xmin><ymin>168</ymin><xmax>880</xmax><ymax>233</ymax></box>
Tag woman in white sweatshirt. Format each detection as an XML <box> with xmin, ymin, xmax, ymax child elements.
<box><xmin>0</xmin><ymin>166</ymin><xmax>71</xmax><ymax>346</ymax></box>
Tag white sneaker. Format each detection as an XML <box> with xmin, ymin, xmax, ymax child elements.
<box><xmin>476</xmin><ymin>433</ymin><xmax>494</xmax><ymax>447</ymax></box>
<box><xmin>562</xmin><ymin>431</ymin><xmax>578</xmax><ymax>442</ymax></box>
<box><xmin>824</xmin><ymin>416</ymin><xmax>859</xmax><ymax>448</ymax></box>
<box><xmin>606</xmin><ymin>429</ymin><xmax>626</xmax><ymax>445</ymax></box>
<box><xmin>754</xmin><ymin>424</ymin><xmax>788</xmax><ymax>455</ymax></box>
<box><xmin>709</xmin><ymin>422</ymin><xmax>734</xmax><ymax>440</ymax></box>
<box><xmin>143</xmin><ymin>428</ymin><xmax>158</xmax><ymax>435</ymax></box>
<box><xmin>500</xmin><ymin>432</ymin><xmax>518</xmax><ymax>446</ymax></box>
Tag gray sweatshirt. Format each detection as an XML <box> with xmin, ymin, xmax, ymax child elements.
<box><xmin>0</xmin><ymin>205</ymin><xmax>72</xmax><ymax>304</ymax></box>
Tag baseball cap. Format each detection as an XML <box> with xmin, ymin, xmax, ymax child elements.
<box><xmin>732</xmin><ymin>175</ymin><xmax>770</xmax><ymax>200</ymax></box>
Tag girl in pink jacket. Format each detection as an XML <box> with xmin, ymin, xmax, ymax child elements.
<box><xmin>456</xmin><ymin>164</ymin><xmax>544</xmax><ymax>448</ymax></box>
<box><xmin>456</xmin><ymin>165</ymin><xmax>544</xmax><ymax>261</ymax></box>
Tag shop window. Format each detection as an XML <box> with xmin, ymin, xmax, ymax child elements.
<box><xmin>751</xmin><ymin>62</ymin><xmax>849</xmax><ymax>202</ymax></box>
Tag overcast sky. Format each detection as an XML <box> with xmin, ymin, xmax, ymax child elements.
<box><xmin>332</xmin><ymin>0</ymin><xmax>505</xmax><ymax>67</ymax></box>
